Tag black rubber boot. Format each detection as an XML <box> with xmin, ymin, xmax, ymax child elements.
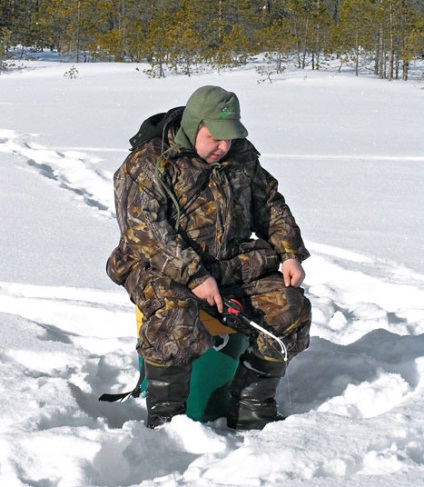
<box><xmin>144</xmin><ymin>361</ymin><xmax>191</xmax><ymax>429</ymax></box>
<box><xmin>227</xmin><ymin>350</ymin><xmax>287</xmax><ymax>430</ymax></box>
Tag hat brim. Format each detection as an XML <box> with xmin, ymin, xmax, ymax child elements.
<box><xmin>204</xmin><ymin>119</ymin><xmax>248</xmax><ymax>141</ymax></box>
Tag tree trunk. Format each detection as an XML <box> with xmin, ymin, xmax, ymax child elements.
<box><xmin>402</xmin><ymin>61</ymin><xmax>409</xmax><ymax>81</ymax></box>
<box><xmin>388</xmin><ymin>4</ymin><xmax>394</xmax><ymax>81</ymax></box>
<box><xmin>75</xmin><ymin>0</ymin><xmax>81</xmax><ymax>63</ymax></box>
<box><xmin>355</xmin><ymin>31</ymin><xmax>359</xmax><ymax>76</ymax></box>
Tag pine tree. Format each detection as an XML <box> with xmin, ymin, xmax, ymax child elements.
<box><xmin>143</xmin><ymin>1</ymin><xmax>177</xmax><ymax>77</ymax></box>
<box><xmin>395</xmin><ymin>0</ymin><xmax>424</xmax><ymax>80</ymax></box>
<box><xmin>0</xmin><ymin>27</ymin><xmax>11</xmax><ymax>72</ymax></box>
<box><xmin>37</xmin><ymin>0</ymin><xmax>79</xmax><ymax>59</ymax></box>
<box><xmin>369</xmin><ymin>0</ymin><xmax>424</xmax><ymax>80</ymax></box>
<box><xmin>1</xmin><ymin>0</ymin><xmax>40</xmax><ymax>51</ymax></box>
<box><xmin>257</xmin><ymin>17</ymin><xmax>295</xmax><ymax>74</ymax></box>
<box><xmin>336</xmin><ymin>0</ymin><xmax>376</xmax><ymax>75</ymax></box>
<box><xmin>167</xmin><ymin>0</ymin><xmax>203</xmax><ymax>76</ymax></box>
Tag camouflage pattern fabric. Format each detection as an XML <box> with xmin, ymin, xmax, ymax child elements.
<box><xmin>107</xmin><ymin>109</ymin><xmax>311</xmax><ymax>366</ymax></box>
<box><xmin>131</xmin><ymin>269</ymin><xmax>311</xmax><ymax>365</ymax></box>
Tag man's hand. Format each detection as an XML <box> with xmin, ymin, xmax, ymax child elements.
<box><xmin>192</xmin><ymin>276</ymin><xmax>223</xmax><ymax>313</ymax></box>
<box><xmin>281</xmin><ymin>258</ymin><xmax>305</xmax><ymax>288</ymax></box>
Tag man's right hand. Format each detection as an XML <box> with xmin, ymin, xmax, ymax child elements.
<box><xmin>192</xmin><ymin>276</ymin><xmax>223</xmax><ymax>313</ymax></box>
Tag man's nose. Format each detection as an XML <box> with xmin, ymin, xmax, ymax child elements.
<box><xmin>218</xmin><ymin>140</ymin><xmax>231</xmax><ymax>152</ymax></box>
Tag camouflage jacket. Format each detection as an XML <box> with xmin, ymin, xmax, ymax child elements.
<box><xmin>107</xmin><ymin>107</ymin><xmax>309</xmax><ymax>292</ymax></box>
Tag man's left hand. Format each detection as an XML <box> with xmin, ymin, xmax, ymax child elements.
<box><xmin>281</xmin><ymin>259</ymin><xmax>305</xmax><ymax>287</ymax></box>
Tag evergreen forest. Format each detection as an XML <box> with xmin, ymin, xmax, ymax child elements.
<box><xmin>1</xmin><ymin>0</ymin><xmax>423</xmax><ymax>80</ymax></box>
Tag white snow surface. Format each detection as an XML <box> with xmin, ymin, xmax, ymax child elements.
<box><xmin>1</xmin><ymin>57</ymin><xmax>424</xmax><ymax>487</ymax></box>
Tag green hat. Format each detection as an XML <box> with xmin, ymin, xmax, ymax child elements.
<box><xmin>175</xmin><ymin>86</ymin><xmax>248</xmax><ymax>148</ymax></box>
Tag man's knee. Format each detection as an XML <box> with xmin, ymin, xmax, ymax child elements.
<box><xmin>253</xmin><ymin>286</ymin><xmax>310</xmax><ymax>333</ymax></box>
<box><xmin>252</xmin><ymin>286</ymin><xmax>311</xmax><ymax>361</ymax></box>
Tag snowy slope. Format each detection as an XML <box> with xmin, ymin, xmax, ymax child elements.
<box><xmin>1</xmin><ymin>57</ymin><xmax>424</xmax><ymax>487</ymax></box>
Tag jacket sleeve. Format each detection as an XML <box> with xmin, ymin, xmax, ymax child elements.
<box><xmin>116</xmin><ymin>148</ymin><xmax>210</xmax><ymax>289</ymax></box>
<box><xmin>250</xmin><ymin>160</ymin><xmax>310</xmax><ymax>263</ymax></box>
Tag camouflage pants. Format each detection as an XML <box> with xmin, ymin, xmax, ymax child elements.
<box><xmin>127</xmin><ymin>267</ymin><xmax>311</xmax><ymax>366</ymax></box>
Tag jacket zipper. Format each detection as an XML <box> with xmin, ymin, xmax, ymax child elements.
<box><xmin>211</xmin><ymin>166</ymin><xmax>229</xmax><ymax>259</ymax></box>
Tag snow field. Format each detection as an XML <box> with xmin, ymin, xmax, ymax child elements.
<box><xmin>1</xmin><ymin>57</ymin><xmax>423</xmax><ymax>486</ymax></box>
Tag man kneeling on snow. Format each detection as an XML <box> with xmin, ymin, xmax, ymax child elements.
<box><xmin>106</xmin><ymin>85</ymin><xmax>311</xmax><ymax>430</ymax></box>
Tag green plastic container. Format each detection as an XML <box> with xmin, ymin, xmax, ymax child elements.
<box><xmin>136</xmin><ymin>308</ymin><xmax>248</xmax><ymax>422</ymax></box>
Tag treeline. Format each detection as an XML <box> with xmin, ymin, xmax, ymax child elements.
<box><xmin>1</xmin><ymin>0</ymin><xmax>423</xmax><ymax>80</ymax></box>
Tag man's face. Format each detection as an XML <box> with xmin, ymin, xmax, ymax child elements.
<box><xmin>194</xmin><ymin>125</ymin><xmax>232</xmax><ymax>164</ymax></box>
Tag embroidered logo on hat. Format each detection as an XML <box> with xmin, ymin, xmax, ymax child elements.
<box><xmin>220</xmin><ymin>106</ymin><xmax>235</xmax><ymax>119</ymax></box>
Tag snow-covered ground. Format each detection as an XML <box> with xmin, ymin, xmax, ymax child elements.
<box><xmin>1</xmin><ymin>56</ymin><xmax>424</xmax><ymax>487</ymax></box>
